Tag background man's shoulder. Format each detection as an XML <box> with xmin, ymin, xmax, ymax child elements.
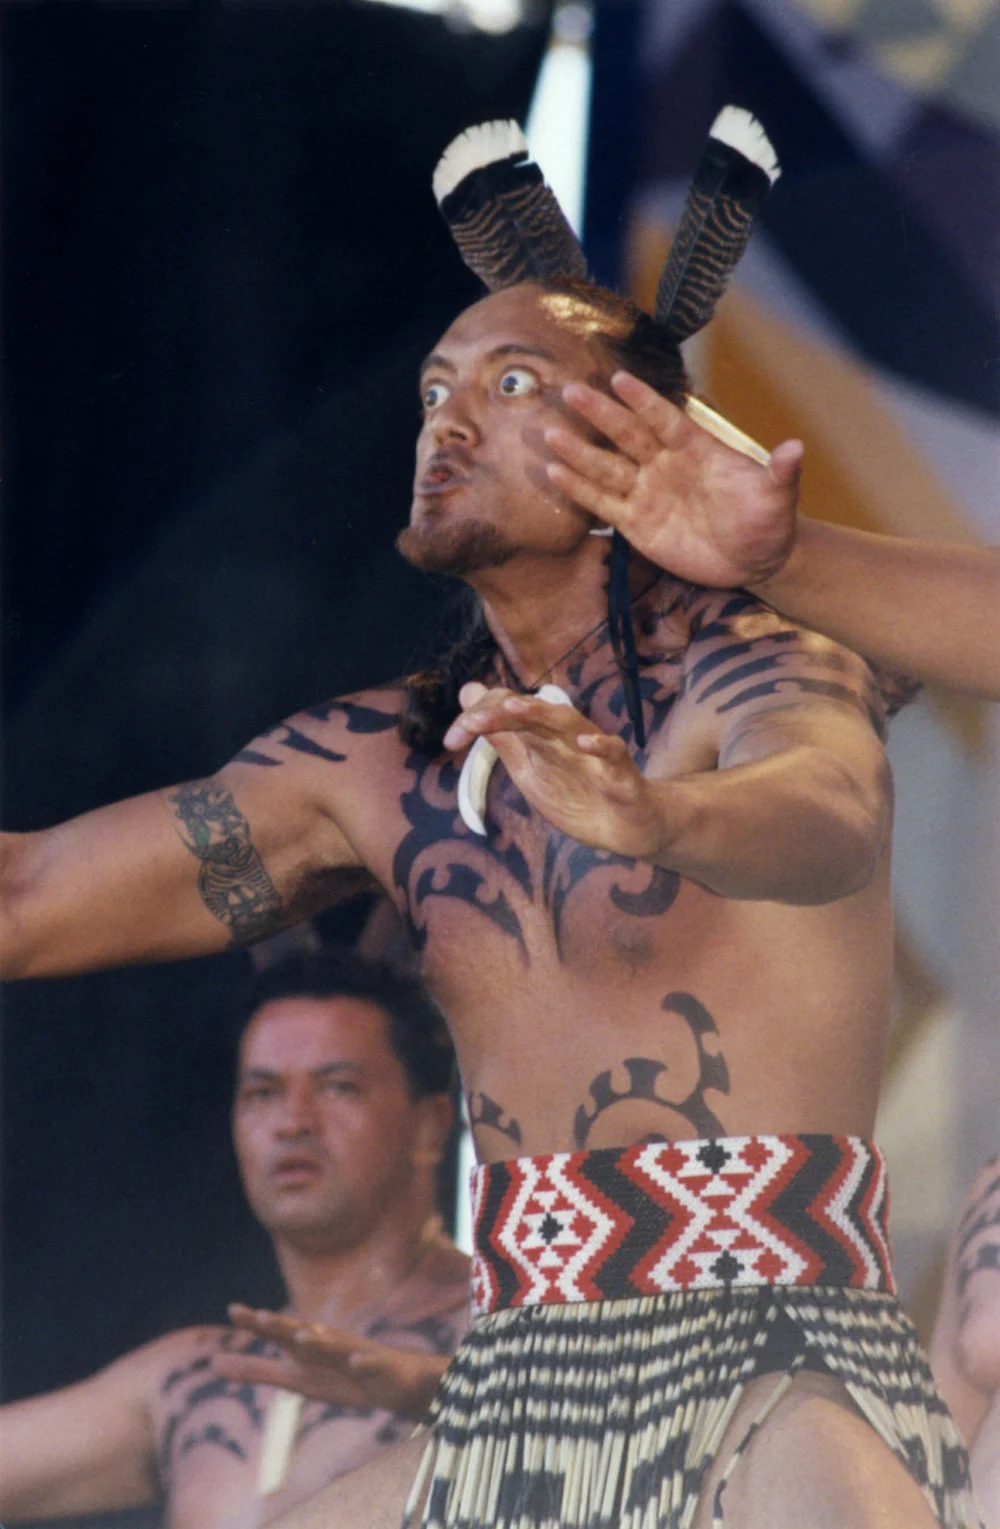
<box><xmin>126</xmin><ymin>1324</ymin><xmax>232</xmax><ymax>1395</ymax></box>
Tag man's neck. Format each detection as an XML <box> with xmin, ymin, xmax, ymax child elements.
<box><xmin>273</xmin><ymin>1199</ymin><xmax>437</xmax><ymax>1328</ymax></box>
<box><xmin>472</xmin><ymin>539</ymin><xmax>663</xmax><ymax>692</ymax></box>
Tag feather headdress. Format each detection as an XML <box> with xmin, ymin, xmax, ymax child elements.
<box><xmin>433</xmin><ymin>120</ymin><xmax>589</xmax><ymax>291</ymax></box>
<box><xmin>433</xmin><ymin>108</ymin><xmax>778</xmax><ymax>782</ymax></box>
<box><xmin>655</xmin><ymin>105</ymin><xmax>779</xmax><ymax>342</ymax></box>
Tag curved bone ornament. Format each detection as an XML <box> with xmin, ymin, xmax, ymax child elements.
<box><xmin>457</xmin><ymin>684</ymin><xmax>576</xmax><ymax>836</ymax></box>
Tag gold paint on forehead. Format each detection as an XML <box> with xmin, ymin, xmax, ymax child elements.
<box><xmin>537</xmin><ymin>290</ymin><xmax>629</xmax><ymax>340</ymax></box>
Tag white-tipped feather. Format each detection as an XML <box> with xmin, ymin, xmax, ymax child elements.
<box><xmin>708</xmin><ymin>106</ymin><xmax>780</xmax><ymax>184</ymax></box>
<box><xmin>432</xmin><ymin>120</ymin><xmax>529</xmax><ymax>206</ymax></box>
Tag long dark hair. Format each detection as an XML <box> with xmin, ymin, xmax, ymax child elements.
<box><xmin>398</xmin><ymin>279</ymin><xmax>688</xmax><ymax>755</ymax></box>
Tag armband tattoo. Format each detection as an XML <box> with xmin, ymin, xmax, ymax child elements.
<box><xmin>170</xmin><ymin>780</ymin><xmax>286</xmax><ymax>945</ymax></box>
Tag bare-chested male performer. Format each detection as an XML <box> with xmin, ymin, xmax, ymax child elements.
<box><xmin>0</xmin><ymin>115</ymin><xmax>981</xmax><ymax>1527</ymax></box>
<box><xmin>0</xmin><ymin>951</ymin><xmax>469</xmax><ymax>1529</ymax></box>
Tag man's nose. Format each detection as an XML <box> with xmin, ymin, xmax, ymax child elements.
<box><xmin>429</xmin><ymin>391</ymin><xmax>481</xmax><ymax>447</ymax></box>
<box><xmin>275</xmin><ymin>1087</ymin><xmax>319</xmax><ymax>1138</ymax></box>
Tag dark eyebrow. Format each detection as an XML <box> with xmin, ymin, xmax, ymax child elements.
<box><xmin>238</xmin><ymin>1061</ymin><xmax>366</xmax><ymax>1084</ymax></box>
<box><xmin>486</xmin><ymin>343</ymin><xmax>559</xmax><ymax>363</ymax></box>
<box><xmin>419</xmin><ymin>351</ymin><xmax>452</xmax><ymax>379</ymax></box>
<box><xmin>418</xmin><ymin>342</ymin><xmax>560</xmax><ymax>380</ymax></box>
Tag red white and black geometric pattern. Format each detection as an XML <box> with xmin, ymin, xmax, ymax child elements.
<box><xmin>470</xmin><ymin>1135</ymin><xmax>894</xmax><ymax>1316</ymax></box>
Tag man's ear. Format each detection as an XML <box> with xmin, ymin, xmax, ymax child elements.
<box><xmin>412</xmin><ymin>1091</ymin><xmax>455</xmax><ymax>1171</ymax></box>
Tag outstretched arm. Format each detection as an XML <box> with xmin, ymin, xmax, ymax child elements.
<box><xmin>546</xmin><ymin>371</ymin><xmax>1000</xmax><ymax>700</ymax></box>
<box><xmin>0</xmin><ymin>1340</ymin><xmax>169</xmax><ymax>1521</ymax></box>
<box><xmin>0</xmin><ymin>714</ymin><xmax>368</xmax><ymax>980</ymax></box>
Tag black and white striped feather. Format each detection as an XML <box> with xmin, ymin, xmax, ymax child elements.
<box><xmin>433</xmin><ymin>120</ymin><xmax>588</xmax><ymax>292</ymax></box>
<box><xmin>655</xmin><ymin>106</ymin><xmax>779</xmax><ymax>343</ymax></box>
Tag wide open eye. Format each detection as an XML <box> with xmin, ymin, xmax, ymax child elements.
<box><xmin>422</xmin><ymin>380</ymin><xmax>451</xmax><ymax>411</ymax></box>
<box><xmin>498</xmin><ymin>367</ymin><xmax>538</xmax><ymax>398</ymax></box>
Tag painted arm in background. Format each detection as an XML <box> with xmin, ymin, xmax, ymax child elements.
<box><xmin>545</xmin><ymin>371</ymin><xmax>1000</xmax><ymax>701</ymax></box>
<box><xmin>930</xmin><ymin>1155</ymin><xmax>1000</xmax><ymax>1528</ymax></box>
<box><xmin>0</xmin><ymin>1336</ymin><xmax>176</xmax><ymax>1521</ymax></box>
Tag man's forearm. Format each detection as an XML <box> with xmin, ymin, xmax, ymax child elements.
<box><xmin>752</xmin><ymin>521</ymin><xmax>1000</xmax><ymax>700</ymax></box>
<box><xmin>649</xmin><ymin>746</ymin><xmax>889</xmax><ymax>904</ymax></box>
<box><xmin>0</xmin><ymin>1392</ymin><xmax>156</xmax><ymax>1521</ymax></box>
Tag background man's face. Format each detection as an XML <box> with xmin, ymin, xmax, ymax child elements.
<box><xmin>232</xmin><ymin>995</ymin><xmax>424</xmax><ymax>1250</ymax></box>
<box><xmin>398</xmin><ymin>284</ymin><xmax>615</xmax><ymax>576</ymax></box>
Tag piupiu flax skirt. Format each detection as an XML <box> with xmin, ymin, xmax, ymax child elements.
<box><xmin>402</xmin><ymin>1136</ymin><xmax>980</xmax><ymax>1529</ymax></box>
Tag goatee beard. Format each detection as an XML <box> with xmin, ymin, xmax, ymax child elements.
<box><xmin>396</xmin><ymin>518</ymin><xmax>517</xmax><ymax>576</ymax></box>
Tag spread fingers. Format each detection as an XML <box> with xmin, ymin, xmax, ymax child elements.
<box><xmin>560</xmin><ymin>381</ymin><xmax>662</xmax><ymax>463</ymax></box>
<box><xmin>609</xmin><ymin>371</ymin><xmax>695</xmax><ymax>447</ymax></box>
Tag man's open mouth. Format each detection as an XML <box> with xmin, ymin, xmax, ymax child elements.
<box><xmin>416</xmin><ymin>452</ymin><xmax>472</xmax><ymax>496</ymax></box>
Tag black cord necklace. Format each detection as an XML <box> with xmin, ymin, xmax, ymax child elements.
<box><xmin>496</xmin><ymin>570</ymin><xmax>664</xmax><ymax>729</ymax></box>
<box><xmin>497</xmin><ymin>611</ymin><xmax>611</xmax><ymax>696</ymax></box>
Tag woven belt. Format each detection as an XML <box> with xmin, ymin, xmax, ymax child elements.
<box><xmin>470</xmin><ymin>1135</ymin><xmax>894</xmax><ymax>1316</ymax></box>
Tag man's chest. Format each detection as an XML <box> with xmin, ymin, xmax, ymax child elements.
<box><xmin>154</xmin><ymin>1356</ymin><xmax>410</xmax><ymax>1529</ymax></box>
<box><xmin>373</xmin><ymin>675</ymin><xmax>704</xmax><ymax>974</ymax></box>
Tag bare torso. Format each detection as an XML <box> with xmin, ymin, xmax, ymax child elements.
<box><xmin>230</xmin><ymin>579</ymin><xmax>894</xmax><ymax>1161</ymax></box>
<box><xmin>150</xmin><ymin>1264</ymin><xmax>468</xmax><ymax>1529</ymax></box>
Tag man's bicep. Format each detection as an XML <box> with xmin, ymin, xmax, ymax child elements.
<box><xmin>0</xmin><ymin>788</ymin><xmax>230</xmax><ymax>979</ymax></box>
<box><xmin>174</xmin><ymin>752</ymin><xmax>367</xmax><ymax>944</ymax></box>
<box><xmin>0</xmin><ymin>692</ymin><xmax>389</xmax><ymax>979</ymax></box>
<box><xmin>1</xmin><ymin>759</ymin><xmax>360</xmax><ymax>981</ymax></box>
<box><xmin>0</xmin><ymin>1351</ymin><xmax>159</xmax><ymax>1519</ymax></box>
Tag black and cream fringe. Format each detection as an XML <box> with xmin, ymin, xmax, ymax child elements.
<box><xmin>401</xmin><ymin>1287</ymin><xmax>978</xmax><ymax>1529</ymax></box>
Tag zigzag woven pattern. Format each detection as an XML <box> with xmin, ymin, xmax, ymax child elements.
<box><xmin>470</xmin><ymin>1135</ymin><xmax>894</xmax><ymax>1316</ymax></box>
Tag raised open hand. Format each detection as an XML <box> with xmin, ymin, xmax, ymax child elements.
<box><xmin>214</xmin><ymin>1305</ymin><xmax>449</xmax><ymax>1420</ymax></box>
<box><xmin>444</xmin><ymin>683</ymin><xmax>669</xmax><ymax>858</ymax></box>
<box><xmin>545</xmin><ymin>370</ymin><xmax>803</xmax><ymax>589</ymax></box>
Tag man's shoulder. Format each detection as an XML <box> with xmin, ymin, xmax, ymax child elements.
<box><xmin>280</xmin><ymin>684</ymin><xmax>406</xmax><ymax>745</ymax></box>
<box><xmin>116</xmin><ymin>1325</ymin><xmax>230</xmax><ymax>1390</ymax></box>
<box><xmin>656</xmin><ymin>581</ymin><xmax>891</xmax><ymax>738</ymax></box>
<box><xmin>371</xmin><ymin>1231</ymin><xmax>470</xmax><ymax>1347</ymax></box>
<box><xmin>662</xmin><ymin>581</ymin><xmax>828</xmax><ymax>682</ymax></box>
<box><xmin>235</xmin><ymin>685</ymin><xmax>407</xmax><ymax>774</ymax></box>
<box><xmin>67</xmin><ymin>1325</ymin><xmax>231</xmax><ymax>1423</ymax></box>
<box><xmin>959</xmin><ymin>1153</ymin><xmax>1000</xmax><ymax>1226</ymax></box>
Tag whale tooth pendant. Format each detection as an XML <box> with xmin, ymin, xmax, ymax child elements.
<box><xmin>456</xmin><ymin>684</ymin><xmax>576</xmax><ymax>836</ymax></box>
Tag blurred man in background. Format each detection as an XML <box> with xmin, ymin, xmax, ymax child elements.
<box><xmin>0</xmin><ymin>950</ymin><xmax>469</xmax><ymax>1529</ymax></box>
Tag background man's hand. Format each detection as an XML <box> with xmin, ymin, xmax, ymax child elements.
<box><xmin>545</xmin><ymin>370</ymin><xmax>804</xmax><ymax>589</ymax></box>
<box><xmin>444</xmin><ymin>684</ymin><xmax>671</xmax><ymax>858</ymax></box>
<box><xmin>214</xmin><ymin>1305</ymin><xmax>449</xmax><ymax>1421</ymax></box>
